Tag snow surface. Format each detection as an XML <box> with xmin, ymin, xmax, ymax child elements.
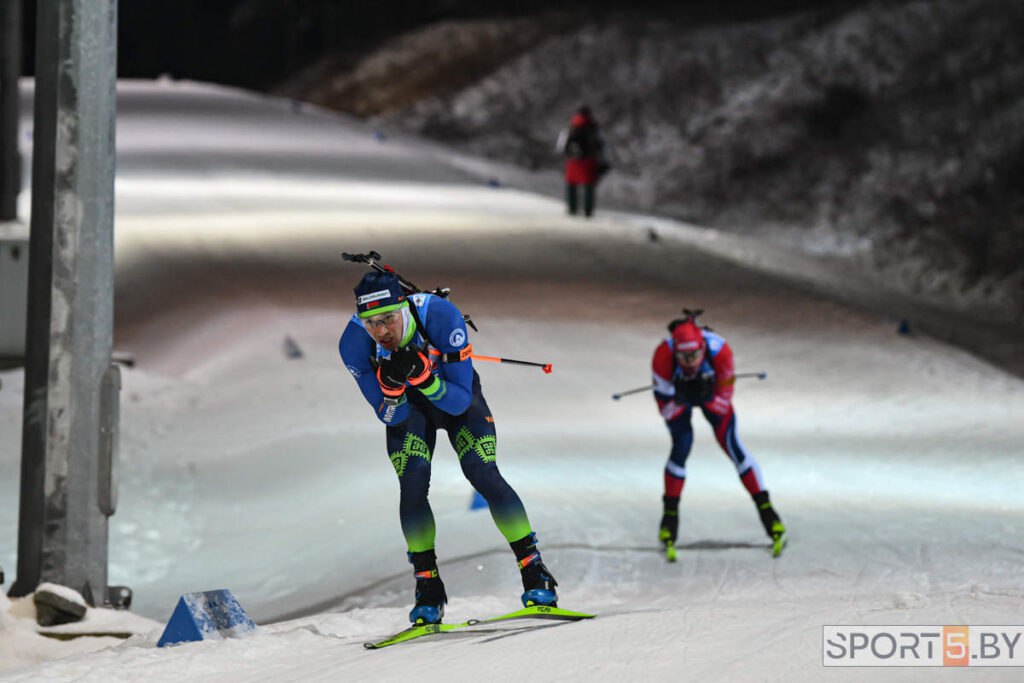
<box><xmin>325</xmin><ymin>2</ymin><xmax>1024</xmax><ymax>326</ymax></box>
<box><xmin>33</xmin><ymin>584</ymin><xmax>87</xmax><ymax>609</ymax></box>
<box><xmin>1</xmin><ymin>79</ymin><xmax>1022</xmax><ymax>681</ymax></box>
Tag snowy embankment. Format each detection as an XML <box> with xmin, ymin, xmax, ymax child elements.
<box><xmin>288</xmin><ymin>1</ymin><xmax>1024</xmax><ymax>332</ymax></box>
<box><xmin>0</xmin><ymin>81</ymin><xmax>1022</xmax><ymax>681</ymax></box>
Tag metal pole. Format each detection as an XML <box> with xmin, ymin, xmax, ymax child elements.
<box><xmin>10</xmin><ymin>0</ymin><xmax>119</xmax><ymax>606</ymax></box>
<box><xmin>0</xmin><ymin>0</ymin><xmax>21</xmax><ymax>220</ymax></box>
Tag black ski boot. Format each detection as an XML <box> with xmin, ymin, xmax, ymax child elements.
<box><xmin>659</xmin><ymin>495</ymin><xmax>680</xmax><ymax>545</ymax></box>
<box><xmin>753</xmin><ymin>491</ymin><xmax>787</xmax><ymax>557</ymax></box>
<box><xmin>408</xmin><ymin>549</ymin><xmax>447</xmax><ymax>624</ymax></box>
<box><xmin>511</xmin><ymin>532</ymin><xmax>558</xmax><ymax>608</ymax></box>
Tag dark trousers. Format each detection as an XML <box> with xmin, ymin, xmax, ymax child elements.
<box><xmin>566</xmin><ymin>183</ymin><xmax>595</xmax><ymax>217</ymax></box>
<box><xmin>385</xmin><ymin>372</ymin><xmax>533</xmax><ymax>552</ymax></box>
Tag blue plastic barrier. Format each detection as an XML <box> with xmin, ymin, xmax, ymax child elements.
<box><xmin>469</xmin><ymin>490</ymin><xmax>489</xmax><ymax>510</ymax></box>
<box><xmin>157</xmin><ymin>589</ymin><xmax>257</xmax><ymax>648</ymax></box>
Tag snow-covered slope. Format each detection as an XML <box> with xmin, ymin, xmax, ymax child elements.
<box><xmin>0</xmin><ymin>80</ymin><xmax>1021</xmax><ymax>681</ymax></box>
<box><xmin>284</xmin><ymin>0</ymin><xmax>1024</xmax><ymax>327</ymax></box>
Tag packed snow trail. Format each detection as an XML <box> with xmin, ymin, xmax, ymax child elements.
<box><xmin>1</xmin><ymin>81</ymin><xmax>1021</xmax><ymax>681</ymax></box>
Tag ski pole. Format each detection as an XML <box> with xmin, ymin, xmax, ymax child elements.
<box><xmin>611</xmin><ymin>371</ymin><xmax>767</xmax><ymax>400</ymax></box>
<box><xmin>611</xmin><ymin>385</ymin><xmax>652</xmax><ymax>400</ymax></box>
<box><xmin>342</xmin><ymin>250</ymin><xmax>477</xmax><ymax>331</ymax></box>
<box><xmin>472</xmin><ymin>354</ymin><xmax>553</xmax><ymax>374</ymax></box>
<box><xmin>737</xmin><ymin>371</ymin><xmax>768</xmax><ymax>381</ymax></box>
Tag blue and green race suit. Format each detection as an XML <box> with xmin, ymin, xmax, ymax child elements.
<box><xmin>339</xmin><ymin>292</ymin><xmax>533</xmax><ymax>553</ymax></box>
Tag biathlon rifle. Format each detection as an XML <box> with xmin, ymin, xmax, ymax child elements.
<box><xmin>342</xmin><ymin>250</ymin><xmax>476</xmax><ymax>330</ymax></box>
<box><xmin>342</xmin><ymin>251</ymin><xmax>552</xmax><ymax>374</ymax></box>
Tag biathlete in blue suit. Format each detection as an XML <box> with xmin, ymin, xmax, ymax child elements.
<box><xmin>339</xmin><ymin>270</ymin><xmax>558</xmax><ymax>625</ymax></box>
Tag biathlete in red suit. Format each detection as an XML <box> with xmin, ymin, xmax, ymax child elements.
<box><xmin>651</xmin><ymin>310</ymin><xmax>786</xmax><ymax>554</ymax></box>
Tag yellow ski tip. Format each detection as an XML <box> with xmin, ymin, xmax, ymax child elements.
<box><xmin>772</xmin><ymin>533</ymin><xmax>788</xmax><ymax>557</ymax></box>
<box><xmin>664</xmin><ymin>542</ymin><xmax>677</xmax><ymax>562</ymax></box>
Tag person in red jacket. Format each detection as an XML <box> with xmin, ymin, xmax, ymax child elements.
<box><xmin>651</xmin><ymin>310</ymin><xmax>787</xmax><ymax>557</ymax></box>
<box><xmin>556</xmin><ymin>106</ymin><xmax>610</xmax><ymax>217</ymax></box>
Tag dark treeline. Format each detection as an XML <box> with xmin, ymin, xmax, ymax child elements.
<box><xmin>17</xmin><ymin>0</ymin><xmax>866</xmax><ymax>89</ymax></box>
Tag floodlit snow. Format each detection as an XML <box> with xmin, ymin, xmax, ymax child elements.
<box><xmin>1</xmin><ymin>80</ymin><xmax>1022</xmax><ymax>681</ymax></box>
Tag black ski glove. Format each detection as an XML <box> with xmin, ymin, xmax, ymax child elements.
<box><xmin>387</xmin><ymin>345</ymin><xmax>428</xmax><ymax>382</ymax></box>
<box><xmin>376</xmin><ymin>357</ymin><xmax>407</xmax><ymax>390</ymax></box>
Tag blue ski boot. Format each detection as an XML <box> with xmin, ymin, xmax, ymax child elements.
<box><xmin>511</xmin><ymin>533</ymin><xmax>558</xmax><ymax>608</ymax></box>
<box><xmin>408</xmin><ymin>550</ymin><xmax>447</xmax><ymax>624</ymax></box>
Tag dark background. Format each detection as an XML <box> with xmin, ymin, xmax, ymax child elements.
<box><xmin>19</xmin><ymin>0</ymin><xmax>866</xmax><ymax>88</ymax></box>
<box><xmin>12</xmin><ymin>0</ymin><xmax>1022</xmax><ymax>329</ymax></box>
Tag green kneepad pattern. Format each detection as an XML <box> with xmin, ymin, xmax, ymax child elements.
<box><xmin>455</xmin><ymin>427</ymin><xmax>496</xmax><ymax>464</ymax></box>
<box><xmin>390</xmin><ymin>433</ymin><xmax>431</xmax><ymax>477</ymax></box>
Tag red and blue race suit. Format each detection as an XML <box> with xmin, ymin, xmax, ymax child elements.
<box><xmin>651</xmin><ymin>329</ymin><xmax>767</xmax><ymax>499</ymax></box>
<box><xmin>339</xmin><ymin>292</ymin><xmax>534</xmax><ymax>553</ymax></box>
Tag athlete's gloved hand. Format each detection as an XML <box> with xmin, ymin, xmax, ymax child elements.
<box><xmin>376</xmin><ymin>357</ymin><xmax>407</xmax><ymax>405</ymax></box>
<box><xmin>389</xmin><ymin>345</ymin><xmax>433</xmax><ymax>388</ymax></box>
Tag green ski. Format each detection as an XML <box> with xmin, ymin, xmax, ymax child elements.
<box><xmin>772</xmin><ymin>531</ymin><xmax>788</xmax><ymax>558</ymax></box>
<box><xmin>664</xmin><ymin>541</ymin><xmax>678</xmax><ymax>562</ymax></box>
<box><xmin>769</xmin><ymin>519</ymin><xmax>787</xmax><ymax>557</ymax></box>
<box><xmin>659</xmin><ymin>528</ymin><xmax>677</xmax><ymax>563</ymax></box>
<box><xmin>472</xmin><ymin>605</ymin><xmax>595</xmax><ymax>625</ymax></box>
<box><xmin>363</xmin><ymin>605</ymin><xmax>595</xmax><ymax>649</ymax></box>
<box><xmin>363</xmin><ymin>622</ymin><xmax>465</xmax><ymax>649</ymax></box>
